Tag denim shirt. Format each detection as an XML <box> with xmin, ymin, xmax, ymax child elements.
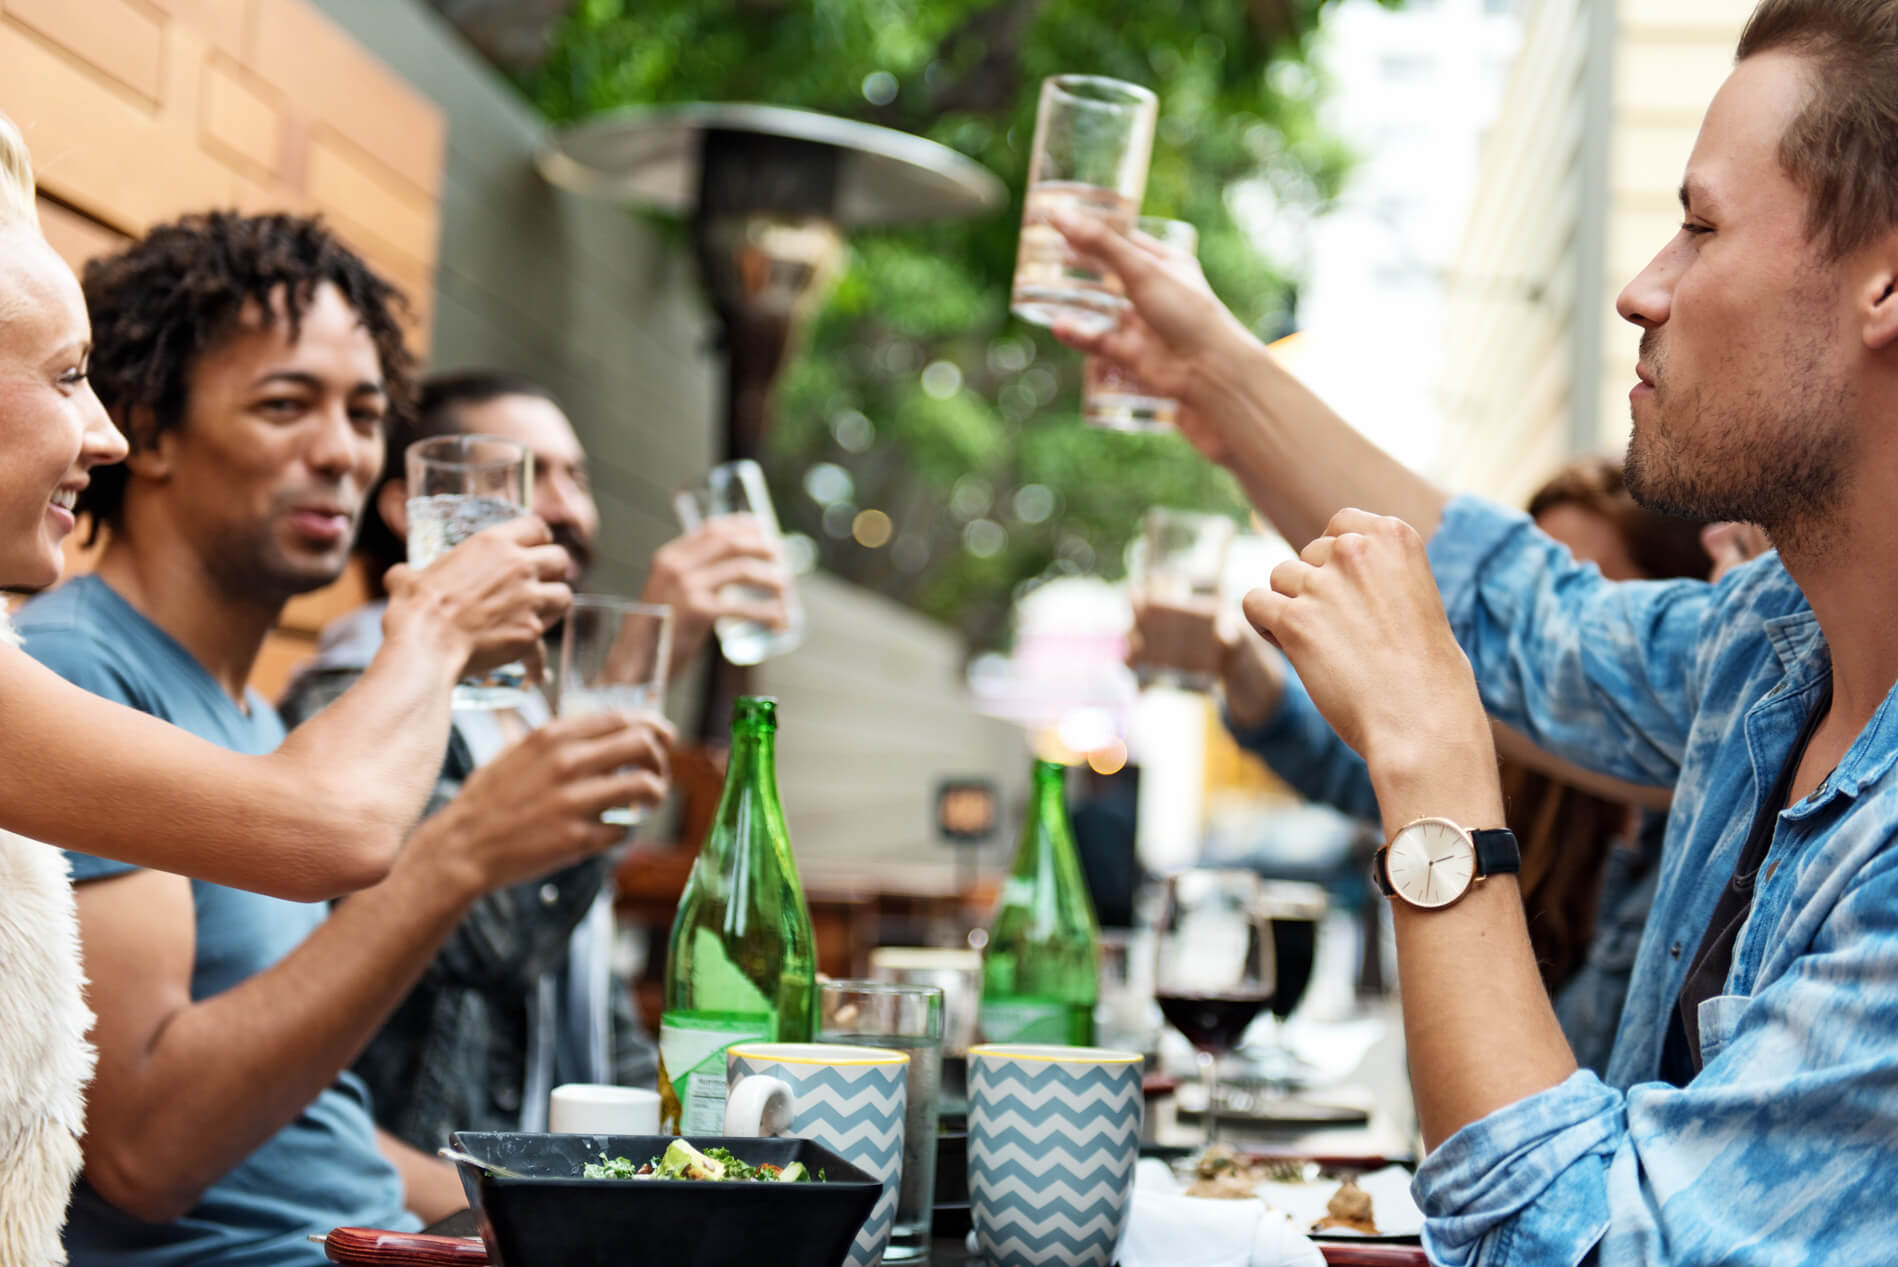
<box><xmin>1396</xmin><ymin>495</ymin><xmax>1898</xmax><ymax>1266</ymax></box>
<box><xmin>1227</xmin><ymin>664</ymin><xmax>1663</xmax><ymax>1078</ymax></box>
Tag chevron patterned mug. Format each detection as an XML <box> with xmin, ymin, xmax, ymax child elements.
<box><xmin>969</xmin><ymin>1044</ymin><xmax>1144</xmax><ymax>1267</ymax></box>
<box><xmin>726</xmin><ymin>1042</ymin><xmax>909</xmax><ymax>1267</ymax></box>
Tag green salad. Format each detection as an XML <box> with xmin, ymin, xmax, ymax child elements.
<box><xmin>582</xmin><ymin>1139</ymin><xmax>818</xmax><ymax>1183</ymax></box>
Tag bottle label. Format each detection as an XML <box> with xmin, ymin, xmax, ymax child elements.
<box><xmin>979</xmin><ymin>999</ymin><xmax>1072</xmax><ymax>1045</ymax></box>
<box><xmin>659</xmin><ymin>1013</ymin><xmax>770</xmax><ymax>1133</ymax></box>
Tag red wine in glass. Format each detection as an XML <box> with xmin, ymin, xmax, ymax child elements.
<box><xmin>1156</xmin><ymin>990</ymin><xmax>1273</xmax><ymax>1056</ymax></box>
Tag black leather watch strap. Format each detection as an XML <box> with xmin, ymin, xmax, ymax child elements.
<box><xmin>1472</xmin><ymin>828</ymin><xmax>1521</xmax><ymax>878</ymax></box>
<box><xmin>1371</xmin><ymin>847</ymin><xmax>1394</xmax><ymax>896</ymax></box>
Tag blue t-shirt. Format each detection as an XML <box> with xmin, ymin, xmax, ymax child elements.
<box><xmin>14</xmin><ymin>575</ymin><xmax>414</xmax><ymax>1266</ymax></box>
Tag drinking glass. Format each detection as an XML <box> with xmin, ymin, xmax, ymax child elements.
<box><xmin>1153</xmin><ymin>869</ymin><xmax>1274</xmax><ymax>1147</ymax></box>
<box><xmin>672</xmin><ymin>459</ymin><xmax>803</xmax><ymax>665</ymax></box>
<box><xmin>1011</xmin><ymin>75</ymin><xmax>1158</xmax><ymax>335</ymax></box>
<box><xmin>1083</xmin><ymin>217</ymin><xmax>1199</xmax><ymax>432</ymax></box>
<box><xmin>556</xmin><ymin>597</ymin><xmax>673</xmax><ymax>826</ymax></box>
<box><xmin>1246</xmin><ymin>881</ymin><xmax>1329</xmax><ymax>1088</ymax></box>
<box><xmin>1129</xmin><ymin>509</ymin><xmax>1236</xmax><ymax>692</ymax></box>
<box><xmin>818</xmin><ymin>980</ymin><xmax>945</xmax><ymax>1263</ymax></box>
<box><xmin>405</xmin><ymin>434</ymin><xmax>532</xmax><ymax>708</ymax></box>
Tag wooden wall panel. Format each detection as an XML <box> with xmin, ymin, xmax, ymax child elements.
<box><xmin>5</xmin><ymin>0</ymin><xmax>446</xmax><ymax>697</ymax></box>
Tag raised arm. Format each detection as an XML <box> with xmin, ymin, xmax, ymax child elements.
<box><xmin>1050</xmin><ymin>211</ymin><xmax>1448</xmax><ymax>548</ymax></box>
<box><xmin>0</xmin><ymin>519</ymin><xmax>571</xmax><ymax>901</ymax></box>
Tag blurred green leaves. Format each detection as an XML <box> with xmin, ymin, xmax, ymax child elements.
<box><xmin>532</xmin><ymin>0</ymin><xmax>1388</xmax><ymax>649</ymax></box>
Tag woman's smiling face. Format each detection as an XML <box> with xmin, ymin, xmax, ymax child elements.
<box><xmin>0</xmin><ymin>225</ymin><xmax>126</xmax><ymax>591</ymax></box>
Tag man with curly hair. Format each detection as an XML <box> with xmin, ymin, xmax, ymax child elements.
<box><xmin>14</xmin><ymin>211</ymin><xmax>674</xmax><ymax>1264</ymax></box>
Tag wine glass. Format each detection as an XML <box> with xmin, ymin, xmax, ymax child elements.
<box><xmin>1153</xmin><ymin>869</ymin><xmax>1274</xmax><ymax>1147</ymax></box>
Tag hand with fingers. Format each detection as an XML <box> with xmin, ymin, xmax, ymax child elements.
<box><xmin>382</xmin><ymin>516</ymin><xmax>574</xmax><ymax>682</ymax></box>
<box><xmin>1238</xmin><ymin>509</ymin><xmax>1490</xmax><ymax>776</ymax></box>
<box><xmin>1045</xmin><ymin>210</ymin><xmax>1255</xmax><ymax>466</ymax></box>
<box><xmin>642</xmin><ymin>517</ymin><xmax>792</xmax><ymax>672</ymax></box>
<box><xmin>420</xmin><ymin>710</ymin><xmax>678</xmax><ymax>897</ymax></box>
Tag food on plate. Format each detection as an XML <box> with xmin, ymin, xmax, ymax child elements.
<box><xmin>581</xmin><ymin>1138</ymin><xmax>814</xmax><ymax>1182</ymax></box>
<box><xmin>1184</xmin><ymin>1144</ymin><xmax>1311</xmax><ymax>1197</ymax></box>
<box><xmin>1310</xmin><ymin>1176</ymin><xmax>1379</xmax><ymax>1236</ymax></box>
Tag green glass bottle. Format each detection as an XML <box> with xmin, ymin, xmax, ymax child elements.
<box><xmin>658</xmin><ymin>697</ymin><xmax>816</xmax><ymax>1134</ymax></box>
<box><xmin>978</xmin><ymin>758</ymin><xmax>1101</xmax><ymax>1046</ymax></box>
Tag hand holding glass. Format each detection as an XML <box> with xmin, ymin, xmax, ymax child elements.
<box><xmin>406</xmin><ymin>434</ymin><xmax>533</xmax><ymax>708</ymax></box>
<box><xmin>1129</xmin><ymin>509</ymin><xmax>1235</xmax><ymax>692</ymax></box>
<box><xmin>1012</xmin><ymin>75</ymin><xmax>1158</xmax><ymax>335</ymax></box>
<box><xmin>672</xmin><ymin>459</ymin><xmax>802</xmax><ymax>665</ymax></box>
<box><xmin>1084</xmin><ymin>217</ymin><xmax>1199</xmax><ymax>432</ymax></box>
<box><xmin>557</xmin><ymin>597</ymin><xmax>673</xmax><ymax>827</ymax></box>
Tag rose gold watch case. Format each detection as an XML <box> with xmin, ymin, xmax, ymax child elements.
<box><xmin>1377</xmin><ymin>816</ymin><xmax>1482</xmax><ymax>910</ymax></box>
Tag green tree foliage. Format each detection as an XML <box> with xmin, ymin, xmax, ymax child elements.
<box><xmin>533</xmin><ymin>0</ymin><xmax>1389</xmax><ymax>649</ymax></box>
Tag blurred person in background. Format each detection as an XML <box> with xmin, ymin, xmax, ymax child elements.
<box><xmin>1139</xmin><ymin>457</ymin><xmax>1710</xmax><ymax>1072</ymax></box>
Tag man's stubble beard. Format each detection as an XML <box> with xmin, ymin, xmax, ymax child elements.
<box><xmin>1624</xmin><ymin>327</ymin><xmax>1855</xmax><ymax>561</ymax></box>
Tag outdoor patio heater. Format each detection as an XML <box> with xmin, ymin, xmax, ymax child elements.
<box><xmin>538</xmin><ymin>102</ymin><xmax>1005</xmax><ymax>464</ymax></box>
<box><xmin>538</xmin><ymin>104</ymin><xmax>1004</xmax><ymax>735</ymax></box>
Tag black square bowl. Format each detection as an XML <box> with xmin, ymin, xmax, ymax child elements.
<box><xmin>449</xmin><ymin>1132</ymin><xmax>882</xmax><ymax>1267</ymax></box>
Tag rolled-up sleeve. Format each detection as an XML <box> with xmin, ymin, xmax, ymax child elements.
<box><xmin>1224</xmin><ymin>668</ymin><xmax>1380</xmax><ymax>822</ymax></box>
<box><xmin>1428</xmin><ymin>496</ymin><xmax>1712</xmax><ymax>789</ymax></box>
<box><xmin>1414</xmin><ymin>799</ymin><xmax>1898</xmax><ymax>1265</ymax></box>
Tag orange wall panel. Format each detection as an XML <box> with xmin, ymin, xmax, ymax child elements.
<box><xmin>4</xmin><ymin>0</ymin><xmax>446</xmax><ymax>695</ymax></box>
<box><xmin>3</xmin><ymin>0</ymin><xmax>167</xmax><ymax>106</ymax></box>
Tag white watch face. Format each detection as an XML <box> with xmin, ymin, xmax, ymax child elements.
<box><xmin>1386</xmin><ymin>819</ymin><xmax>1477</xmax><ymax>909</ymax></box>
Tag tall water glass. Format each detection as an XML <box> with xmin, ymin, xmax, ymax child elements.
<box><xmin>406</xmin><ymin>434</ymin><xmax>532</xmax><ymax>708</ymax></box>
<box><xmin>1011</xmin><ymin>75</ymin><xmax>1158</xmax><ymax>335</ymax></box>
<box><xmin>672</xmin><ymin>459</ymin><xmax>803</xmax><ymax>665</ymax></box>
<box><xmin>818</xmin><ymin>981</ymin><xmax>945</xmax><ymax>1263</ymax></box>
<box><xmin>1083</xmin><ymin>217</ymin><xmax>1199</xmax><ymax>431</ymax></box>
<box><xmin>1129</xmin><ymin>508</ymin><xmax>1235</xmax><ymax>692</ymax></box>
<box><xmin>557</xmin><ymin>597</ymin><xmax>673</xmax><ymax>827</ymax></box>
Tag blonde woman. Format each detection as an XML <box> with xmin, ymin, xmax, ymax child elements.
<box><xmin>0</xmin><ymin>116</ymin><xmax>568</xmax><ymax>1262</ymax></box>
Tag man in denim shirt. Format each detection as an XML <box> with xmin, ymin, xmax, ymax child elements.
<box><xmin>1058</xmin><ymin>1</ymin><xmax>1898</xmax><ymax>1261</ymax></box>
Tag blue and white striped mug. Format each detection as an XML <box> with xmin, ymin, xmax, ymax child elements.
<box><xmin>968</xmin><ymin>1044</ymin><xmax>1143</xmax><ymax>1267</ymax></box>
<box><xmin>727</xmin><ymin>1042</ymin><xmax>908</xmax><ymax>1267</ymax></box>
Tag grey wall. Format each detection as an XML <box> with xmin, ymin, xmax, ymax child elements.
<box><xmin>315</xmin><ymin>0</ymin><xmax>1031</xmax><ymax>882</ymax></box>
<box><xmin>313</xmin><ymin>0</ymin><xmax>719</xmax><ymax>613</ymax></box>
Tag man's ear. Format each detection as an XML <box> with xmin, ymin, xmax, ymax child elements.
<box><xmin>1862</xmin><ymin>237</ymin><xmax>1898</xmax><ymax>352</ymax></box>
<box><xmin>376</xmin><ymin>478</ymin><xmax>409</xmax><ymax>543</ymax></box>
<box><xmin>117</xmin><ymin>404</ymin><xmax>173</xmax><ymax>480</ymax></box>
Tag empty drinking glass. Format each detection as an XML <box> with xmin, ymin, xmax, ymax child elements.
<box><xmin>406</xmin><ymin>434</ymin><xmax>532</xmax><ymax>708</ymax></box>
<box><xmin>1083</xmin><ymin>217</ymin><xmax>1199</xmax><ymax>432</ymax></box>
<box><xmin>1011</xmin><ymin>75</ymin><xmax>1158</xmax><ymax>336</ymax></box>
<box><xmin>672</xmin><ymin>459</ymin><xmax>802</xmax><ymax>665</ymax></box>
<box><xmin>556</xmin><ymin>597</ymin><xmax>673</xmax><ymax>827</ymax></box>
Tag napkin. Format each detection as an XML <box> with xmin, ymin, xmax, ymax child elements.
<box><xmin>1116</xmin><ymin>1161</ymin><xmax>1325</xmax><ymax>1267</ymax></box>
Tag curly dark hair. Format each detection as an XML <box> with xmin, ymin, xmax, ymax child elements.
<box><xmin>78</xmin><ymin>211</ymin><xmax>416</xmax><ymax>538</ymax></box>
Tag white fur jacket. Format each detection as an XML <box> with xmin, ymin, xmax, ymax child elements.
<box><xmin>0</xmin><ymin>613</ymin><xmax>93</xmax><ymax>1266</ymax></box>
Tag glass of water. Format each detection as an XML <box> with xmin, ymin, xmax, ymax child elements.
<box><xmin>557</xmin><ymin>596</ymin><xmax>673</xmax><ymax>827</ymax></box>
<box><xmin>405</xmin><ymin>434</ymin><xmax>532</xmax><ymax>709</ymax></box>
<box><xmin>818</xmin><ymin>980</ymin><xmax>945</xmax><ymax>1263</ymax></box>
<box><xmin>1129</xmin><ymin>508</ymin><xmax>1236</xmax><ymax>693</ymax></box>
<box><xmin>1083</xmin><ymin>217</ymin><xmax>1199</xmax><ymax>432</ymax></box>
<box><xmin>672</xmin><ymin>459</ymin><xmax>803</xmax><ymax>666</ymax></box>
<box><xmin>1011</xmin><ymin>75</ymin><xmax>1158</xmax><ymax>336</ymax></box>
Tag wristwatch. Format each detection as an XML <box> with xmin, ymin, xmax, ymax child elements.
<box><xmin>1371</xmin><ymin>817</ymin><xmax>1519</xmax><ymax>910</ymax></box>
